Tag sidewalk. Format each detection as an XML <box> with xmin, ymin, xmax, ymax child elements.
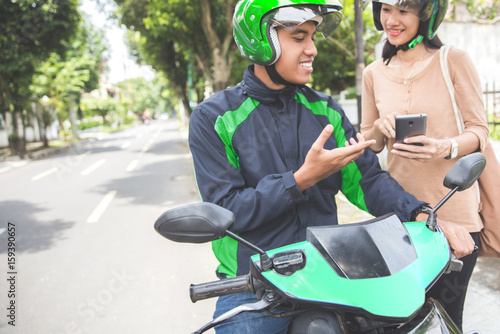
<box><xmin>0</xmin><ymin>139</ymin><xmax>95</xmax><ymax>174</ymax></box>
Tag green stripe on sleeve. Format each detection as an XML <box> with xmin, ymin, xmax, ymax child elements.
<box><xmin>210</xmin><ymin>97</ymin><xmax>260</xmax><ymax>278</ymax></box>
<box><xmin>214</xmin><ymin>97</ymin><xmax>260</xmax><ymax>170</ymax></box>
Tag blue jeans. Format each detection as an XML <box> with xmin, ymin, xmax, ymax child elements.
<box><xmin>213</xmin><ymin>291</ymin><xmax>292</xmax><ymax>333</ymax></box>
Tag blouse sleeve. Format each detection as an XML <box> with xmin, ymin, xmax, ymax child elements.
<box><xmin>448</xmin><ymin>47</ymin><xmax>489</xmax><ymax>151</ymax></box>
<box><xmin>360</xmin><ymin>64</ymin><xmax>379</xmax><ymax>134</ymax></box>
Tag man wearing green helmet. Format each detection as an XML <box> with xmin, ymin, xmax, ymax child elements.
<box><xmin>361</xmin><ymin>0</ymin><xmax>489</xmax><ymax>330</ymax></box>
<box><xmin>189</xmin><ymin>0</ymin><xmax>476</xmax><ymax>332</ymax></box>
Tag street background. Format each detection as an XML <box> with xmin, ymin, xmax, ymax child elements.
<box><xmin>0</xmin><ymin>119</ymin><xmax>499</xmax><ymax>334</ymax></box>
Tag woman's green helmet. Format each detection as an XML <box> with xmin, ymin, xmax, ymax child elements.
<box><xmin>372</xmin><ymin>0</ymin><xmax>449</xmax><ymax>39</ymax></box>
<box><xmin>233</xmin><ymin>0</ymin><xmax>343</xmax><ymax>66</ymax></box>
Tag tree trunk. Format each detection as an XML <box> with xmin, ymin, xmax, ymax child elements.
<box><xmin>68</xmin><ymin>93</ymin><xmax>80</xmax><ymax>139</ymax></box>
<box><xmin>11</xmin><ymin>106</ymin><xmax>26</xmax><ymax>159</ymax></box>
<box><xmin>200</xmin><ymin>0</ymin><xmax>236</xmax><ymax>93</ymax></box>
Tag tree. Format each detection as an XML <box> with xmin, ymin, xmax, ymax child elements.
<box><xmin>31</xmin><ymin>17</ymin><xmax>108</xmax><ymax>143</ymax></box>
<box><xmin>113</xmin><ymin>0</ymin><xmax>380</xmax><ymax>120</ymax></box>
<box><xmin>310</xmin><ymin>0</ymin><xmax>379</xmax><ymax>94</ymax></box>
<box><xmin>0</xmin><ymin>0</ymin><xmax>80</xmax><ymax>156</ymax></box>
<box><xmin>113</xmin><ymin>0</ymin><xmax>236</xmax><ymax>117</ymax></box>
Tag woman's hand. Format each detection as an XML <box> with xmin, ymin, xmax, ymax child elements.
<box><xmin>373</xmin><ymin>112</ymin><xmax>401</xmax><ymax>139</ymax></box>
<box><xmin>438</xmin><ymin>219</ymin><xmax>476</xmax><ymax>259</ymax></box>
<box><xmin>392</xmin><ymin>136</ymin><xmax>451</xmax><ymax>162</ymax></box>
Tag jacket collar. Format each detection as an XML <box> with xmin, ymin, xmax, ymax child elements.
<box><xmin>241</xmin><ymin>65</ymin><xmax>299</xmax><ymax>106</ymax></box>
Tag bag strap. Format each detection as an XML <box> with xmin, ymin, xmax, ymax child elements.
<box><xmin>439</xmin><ymin>45</ymin><xmax>465</xmax><ymax>134</ymax></box>
<box><xmin>440</xmin><ymin>45</ymin><xmax>482</xmax><ymax>209</ymax></box>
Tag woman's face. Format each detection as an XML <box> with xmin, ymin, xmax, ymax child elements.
<box><xmin>380</xmin><ymin>4</ymin><xmax>420</xmax><ymax>47</ymax></box>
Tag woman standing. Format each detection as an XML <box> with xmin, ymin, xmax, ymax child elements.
<box><xmin>361</xmin><ymin>0</ymin><xmax>489</xmax><ymax>330</ymax></box>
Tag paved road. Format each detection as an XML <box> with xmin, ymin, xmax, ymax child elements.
<box><xmin>0</xmin><ymin>120</ymin><xmax>218</xmax><ymax>334</ymax></box>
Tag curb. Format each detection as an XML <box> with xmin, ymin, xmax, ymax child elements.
<box><xmin>27</xmin><ymin>139</ymin><xmax>94</xmax><ymax>160</ymax></box>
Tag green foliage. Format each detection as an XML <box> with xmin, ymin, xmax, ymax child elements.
<box><xmin>488</xmin><ymin>121</ymin><xmax>500</xmax><ymax>140</ymax></box>
<box><xmin>452</xmin><ymin>0</ymin><xmax>500</xmax><ymax>20</ymax></box>
<box><xmin>312</xmin><ymin>0</ymin><xmax>380</xmax><ymax>94</ymax></box>
<box><xmin>0</xmin><ymin>0</ymin><xmax>81</xmax><ymax>109</ymax></box>
<box><xmin>178</xmin><ymin>0</ymin><xmax>380</xmax><ymax>95</ymax></box>
<box><xmin>78</xmin><ymin>120</ymin><xmax>102</xmax><ymax>131</ymax></box>
<box><xmin>114</xmin><ymin>75</ymin><xmax>175</xmax><ymax>116</ymax></box>
<box><xmin>114</xmin><ymin>0</ymin><xmax>236</xmax><ymax>115</ymax></box>
<box><xmin>114</xmin><ymin>0</ymin><xmax>191</xmax><ymax>105</ymax></box>
<box><xmin>30</xmin><ymin>16</ymin><xmax>109</xmax><ymax>127</ymax></box>
<box><xmin>81</xmin><ymin>96</ymin><xmax>118</xmax><ymax>124</ymax></box>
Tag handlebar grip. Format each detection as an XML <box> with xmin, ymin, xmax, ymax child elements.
<box><xmin>190</xmin><ymin>275</ymin><xmax>252</xmax><ymax>303</ymax></box>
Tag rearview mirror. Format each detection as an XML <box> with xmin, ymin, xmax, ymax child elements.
<box><xmin>154</xmin><ymin>202</ymin><xmax>234</xmax><ymax>243</ymax></box>
<box><xmin>443</xmin><ymin>152</ymin><xmax>486</xmax><ymax>191</ymax></box>
<box><xmin>427</xmin><ymin>152</ymin><xmax>486</xmax><ymax>231</ymax></box>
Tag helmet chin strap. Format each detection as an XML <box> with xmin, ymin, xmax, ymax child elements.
<box><xmin>265</xmin><ymin>64</ymin><xmax>298</xmax><ymax>87</ymax></box>
<box><xmin>385</xmin><ymin>33</ymin><xmax>423</xmax><ymax>65</ymax></box>
<box><xmin>396</xmin><ymin>33</ymin><xmax>423</xmax><ymax>52</ymax></box>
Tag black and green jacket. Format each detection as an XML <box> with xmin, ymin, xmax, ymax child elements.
<box><xmin>188</xmin><ymin>65</ymin><xmax>424</xmax><ymax>278</ymax></box>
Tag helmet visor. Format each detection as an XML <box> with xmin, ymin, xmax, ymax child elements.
<box><xmin>268</xmin><ymin>6</ymin><xmax>343</xmax><ymax>38</ymax></box>
<box><xmin>373</xmin><ymin>0</ymin><xmax>435</xmax><ymax>22</ymax></box>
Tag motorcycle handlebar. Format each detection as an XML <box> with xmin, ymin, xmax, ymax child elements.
<box><xmin>190</xmin><ymin>275</ymin><xmax>254</xmax><ymax>303</ymax></box>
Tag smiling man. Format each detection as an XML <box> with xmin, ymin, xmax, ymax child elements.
<box><xmin>186</xmin><ymin>1</ymin><xmax>452</xmax><ymax>333</ymax></box>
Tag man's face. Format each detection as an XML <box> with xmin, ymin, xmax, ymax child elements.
<box><xmin>274</xmin><ymin>21</ymin><xmax>318</xmax><ymax>85</ymax></box>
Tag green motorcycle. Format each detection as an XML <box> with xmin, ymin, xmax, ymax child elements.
<box><xmin>154</xmin><ymin>153</ymin><xmax>485</xmax><ymax>334</ymax></box>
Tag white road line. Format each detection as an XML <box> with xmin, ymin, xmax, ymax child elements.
<box><xmin>80</xmin><ymin>159</ymin><xmax>106</xmax><ymax>176</ymax></box>
<box><xmin>32</xmin><ymin>167</ymin><xmax>59</xmax><ymax>181</ymax></box>
<box><xmin>121</xmin><ymin>142</ymin><xmax>131</xmax><ymax>149</ymax></box>
<box><xmin>78</xmin><ymin>151</ymin><xmax>91</xmax><ymax>159</ymax></box>
<box><xmin>126</xmin><ymin>160</ymin><xmax>138</xmax><ymax>172</ymax></box>
<box><xmin>86</xmin><ymin>190</ymin><xmax>117</xmax><ymax>224</ymax></box>
<box><xmin>140</xmin><ymin>138</ymin><xmax>155</xmax><ymax>154</ymax></box>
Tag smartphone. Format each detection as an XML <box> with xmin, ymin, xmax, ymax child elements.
<box><xmin>395</xmin><ymin>114</ymin><xmax>427</xmax><ymax>146</ymax></box>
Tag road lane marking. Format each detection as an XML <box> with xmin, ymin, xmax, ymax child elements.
<box><xmin>126</xmin><ymin>160</ymin><xmax>138</xmax><ymax>172</ymax></box>
<box><xmin>81</xmin><ymin>159</ymin><xmax>106</xmax><ymax>176</ymax></box>
<box><xmin>78</xmin><ymin>151</ymin><xmax>91</xmax><ymax>159</ymax></box>
<box><xmin>87</xmin><ymin>190</ymin><xmax>117</xmax><ymax>223</ymax></box>
<box><xmin>32</xmin><ymin>167</ymin><xmax>59</xmax><ymax>181</ymax></box>
<box><xmin>140</xmin><ymin>139</ymin><xmax>155</xmax><ymax>154</ymax></box>
<box><xmin>121</xmin><ymin>142</ymin><xmax>131</xmax><ymax>149</ymax></box>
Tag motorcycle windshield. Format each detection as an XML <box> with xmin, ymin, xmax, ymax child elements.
<box><xmin>306</xmin><ymin>213</ymin><xmax>417</xmax><ymax>279</ymax></box>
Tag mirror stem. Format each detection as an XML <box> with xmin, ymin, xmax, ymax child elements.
<box><xmin>225</xmin><ymin>231</ymin><xmax>273</xmax><ymax>271</ymax></box>
<box><xmin>426</xmin><ymin>186</ymin><xmax>459</xmax><ymax>231</ymax></box>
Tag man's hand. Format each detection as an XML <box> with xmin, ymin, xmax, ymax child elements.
<box><xmin>294</xmin><ymin>124</ymin><xmax>375</xmax><ymax>192</ymax></box>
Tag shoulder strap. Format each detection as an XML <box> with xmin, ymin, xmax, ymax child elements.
<box><xmin>440</xmin><ymin>46</ymin><xmax>482</xmax><ymax>207</ymax></box>
<box><xmin>439</xmin><ymin>45</ymin><xmax>465</xmax><ymax>134</ymax></box>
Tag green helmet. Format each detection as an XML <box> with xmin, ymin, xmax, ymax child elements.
<box><xmin>372</xmin><ymin>0</ymin><xmax>449</xmax><ymax>39</ymax></box>
<box><xmin>233</xmin><ymin>0</ymin><xmax>343</xmax><ymax>66</ymax></box>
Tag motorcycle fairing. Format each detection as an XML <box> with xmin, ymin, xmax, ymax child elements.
<box><xmin>307</xmin><ymin>213</ymin><xmax>417</xmax><ymax>279</ymax></box>
<box><xmin>250</xmin><ymin>215</ymin><xmax>451</xmax><ymax>320</ymax></box>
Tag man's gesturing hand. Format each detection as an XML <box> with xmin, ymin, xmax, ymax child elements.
<box><xmin>294</xmin><ymin>124</ymin><xmax>376</xmax><ymax>192</ymax></box>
